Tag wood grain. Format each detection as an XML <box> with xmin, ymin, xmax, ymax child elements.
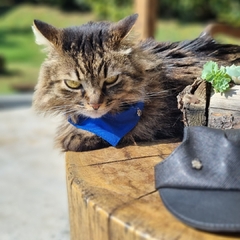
<box><xmin>209</xmin><ymin>85</ymin><xmax>240</xmax><ymax>129</ymax></box>
<box><xmin>66</xmin><ymin>141</ymin><xmax>240</xmax><ymax>240</ymax></box>
<box><xmin>178</xmin><ymin>82</ymin><xmax>240</xmax><ymax>130</ymax></box>
<box><xmin>134</xmin><ymin>0</ymin><xmax>157</xmax><ymax>39</ymax></box>
<box><xmin>177</xmin><ymin>79</ymin><xmax>210</xmax><ymax>127</ymax></box>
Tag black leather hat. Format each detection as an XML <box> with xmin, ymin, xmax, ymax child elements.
<box><xmin>155</xmin><ymin>126</ymin><xmax>240</xmax><ymax>232</ymax></box>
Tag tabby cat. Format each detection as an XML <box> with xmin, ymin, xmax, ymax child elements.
<box><xmin>32</xmin><ymin>14</ymin><xmax>240</xmax><ymax>151</ymax></box>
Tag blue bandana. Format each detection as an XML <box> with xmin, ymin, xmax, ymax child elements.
<box><xmin>68</xmin><ymin>102</ymin><xmax>144</xmax><ymax>146</ymax></box>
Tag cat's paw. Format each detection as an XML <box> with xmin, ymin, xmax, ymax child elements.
<box><xmin>60</xmin><ymin>131</ymin><xmax>110</xmax><ymax>152</ymax></box>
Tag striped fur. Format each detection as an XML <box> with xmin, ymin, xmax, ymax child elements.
<box><xmin>32</xmin><ymin>15</ymin><xmax>240</xmax><ymax>151</ymax></box>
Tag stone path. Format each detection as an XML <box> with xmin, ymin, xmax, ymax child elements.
<box><xmin>0</xmin><ymin>96</ymin><xmax>70</xmax><ymax>240</ymax></box>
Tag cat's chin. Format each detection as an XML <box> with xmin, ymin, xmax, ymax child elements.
<box><xmin>85</xmin><ymin>110</ymin><xmax>109</xmax><ymax>119</ymax></box>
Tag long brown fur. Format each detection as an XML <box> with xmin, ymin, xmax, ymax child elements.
<box><xmin>32</xmin><ymin>14</ymin><xmax>240</xmax><ymax>151</ymax></box>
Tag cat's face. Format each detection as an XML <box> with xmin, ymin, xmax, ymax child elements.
<box><xmin>32</xmin><ymin>15</ymin><xmax>151</xmax><ymax>119</ymax></box>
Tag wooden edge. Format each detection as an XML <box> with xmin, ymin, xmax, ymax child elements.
<box><xmin>65</xmin><ymin>142</ymin><xmax>240</xmax><ymax>240</ymax></box>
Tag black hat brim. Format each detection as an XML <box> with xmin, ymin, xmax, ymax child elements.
<box><xmin>159</xmin><ymin>188</ymin><xmax>240</xmax><ymax>232</ymax></box>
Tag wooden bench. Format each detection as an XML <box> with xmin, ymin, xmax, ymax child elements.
<box><xmin>66</xmin><ymin>140</ymin><xmax>240</xmax><ymax>240</ymax></box>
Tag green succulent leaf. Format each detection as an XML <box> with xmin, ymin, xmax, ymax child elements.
<box><xmin>201</xmin><ymin>61</ymin><xmax>218</xmax><ymax>80</ymax></box>
<box><xmin>201</xmin><ymin>61</ymin><xmax>232</xmax><ymax>93</ymax></box>
<box><xmin>225</xmin><ymin>64</ymin><xmax>240</xmax><ymax>77</ymax></box>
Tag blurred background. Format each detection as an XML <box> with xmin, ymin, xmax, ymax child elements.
<box><xmin>0</xmin><ymin>0</ymin><xmax>239</xmax><ymax>240</ymax></box>
<box><xmin>0</xmin><ymin>0</ymin><xmax>240</xmax><ymax>94</ymax></box>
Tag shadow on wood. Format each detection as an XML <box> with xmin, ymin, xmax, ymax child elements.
<box><xmin>66</xmin><ymin>141</ymin><xmax>240</xmax><ymax>239</ymax></box>
<box><xmin>65</xmin><ymin>26</ymin><xmax>240</xmax><ymax>239</ymax></box>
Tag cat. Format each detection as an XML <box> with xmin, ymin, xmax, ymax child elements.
<box><xmin>32</xmin><ymin>14</ymin><xmax>240</xmax><ymax>152</ymax></box>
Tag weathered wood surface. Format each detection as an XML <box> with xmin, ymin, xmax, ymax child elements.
<box><xmin>208</xmin><ymin>85</ymin><xmax>240</xmax><ymax>129</ymax></box>
<box><xmin>178</xmin><ymin>82</ymin><xmax>240</xmax><ymax>129</ymax></box>
<box><xmin>177</xmin><ymin>79</ymin><xmax>211</xmax><ymax>127</ymax></box>
<box><xmin>66</xmin><ymin>141</ymin><xmax>240</xmax><ymax>240</ymax></box>
<box><xmin>134</xmin><ymin>0</ymin><xmax>157</xmax><ymax>39</ymax></box>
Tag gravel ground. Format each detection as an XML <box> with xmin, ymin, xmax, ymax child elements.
<box><xmin>0</xmin><ymin>95</ymin><xmax>70</xmax><ymax>240</ymax></box>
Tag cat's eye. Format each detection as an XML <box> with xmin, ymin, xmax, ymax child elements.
<box><xmin>105</xmin><ymin>75</ymin><xmax>119</xmax><ymax>85</ymax></box>
<box><xmin>64</xmin><ymin>80</ymin><xmax>82</xmax><ymax>89</ymax></box>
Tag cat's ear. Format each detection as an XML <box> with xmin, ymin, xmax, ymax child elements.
<box><xmin>32</xmin><ymin>20</ymin><xmax>61</xmax><ymax>49</ymax></box>
<box><xmin>110</xmin><ymin>14</ymin><xmax>138</xmax><ymax>41</ymax></box>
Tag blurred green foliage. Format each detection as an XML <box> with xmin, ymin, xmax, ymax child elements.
<box><xmin>73</xmin><ymin>0</ymin><xmax>240</xmax><ymax>24</ymax></box>
<box><xmin>0</xmin><ymin>4</ymin><xmax>94</xmax><ymax>94</ymax></box>
<box><xmin>83</xmin><ymin>0</ymin><xmax>133</xmax><ymax>20</ymax></box>
<box><xmin>0</xmin><ymin>2</ymin><xmax>239</xmax><ymax>94</ymax></box>
<box><xmin>1</xmin><ymin>0</ymin><xmax>240</xmax><ymax>24</ymax></box>
<box><xmin>160</xmin><ymin>0</ymin><xmax>240</xmax><ymax>25</ymax></box>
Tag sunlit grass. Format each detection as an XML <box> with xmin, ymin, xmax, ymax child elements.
<box><xmin>155</xmin><ymin>19</ymin><xmax>240</xmax><ymax>44</ymax></box>
<box><xmin>0</xmin><ymin>4</ymin><xmax>94</xmax><ymax>94</ymax></box>
<box><xmin>0</xmin><ymin>4</ymin><xmax>94</xmax><ymax>29</ymax></box>
<box><xmin>155</xmin><ymin>19</ymin><xmax>205</xmax><ymax>42</ymax></box>
<box><xmin>0</xmin><ymin>4</ymin><xmax>94</xmax><ymax>67</ymax></box>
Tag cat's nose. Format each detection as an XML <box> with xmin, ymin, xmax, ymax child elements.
<box><xmin>90</xmin><ymin>103</ymin><xmax>101</xmax><ymax>110</ymax></box>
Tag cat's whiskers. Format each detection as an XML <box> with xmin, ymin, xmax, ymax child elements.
<box><xmin>75</xmin><ymin>110</ymin><xmax>91</xmax><ymax>119</ymax></box>
<box><xmin>44</xmin><ymin>106</ymin><xmax>77</xmax><ymax>118</ymax></box>
<box><xmin>32</xmin><ymin>14</ymin><xmax>198</xmax><ymax>151</ymax></box>
<box><xmin>147</xmin><ymin>90</ymin><xmax>169</xmax><ymax>95</ymax></box>
<box><xmin>49</xmin><ymin>103</ymin><xmax>78</xmax><ymax>109</ymax></box>
<box><xmin>49</xmin><ymin>103</ymin><xmax>86</xmax><ymax>112</ymax></box>
<box><xmin>119</xmin><ymin>97</ymin><xmax>145</xmax><ymax>104</ymax></box>
<box><xmin>145</xmin><ymin>89</ymin><xmax>179</xmax><ymax>99</ymax></box>
<box><xmin>61</xmin><ymin>109</ymin><xmax>77</xmax><ymax>116</ymax></box>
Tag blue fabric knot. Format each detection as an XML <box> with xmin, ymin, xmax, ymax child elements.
<box><xmin>68</xmin><ymin>102</ymin><xmax>144</xmax><ymax>146</ymax></box>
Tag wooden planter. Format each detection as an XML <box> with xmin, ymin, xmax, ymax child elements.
<box><xmin>177</xmin><ymin>79</ymin><xmax>240</xmax><ymax>129</ymax></box>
